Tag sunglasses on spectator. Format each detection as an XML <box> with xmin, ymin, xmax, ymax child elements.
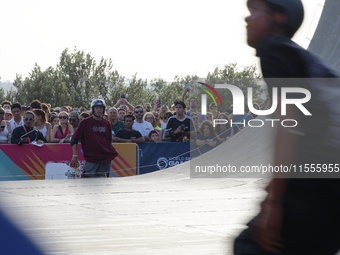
<box><xmin>69</xmin><ymin>118</ymin><xmax>77</xmax><ymax>122</ymax></box>
<box><xmin>25</xmin><ymin>118</ymin><xmax>33</xmax><ymax>121</ymax></box>
<box><xmin>0</xmin><ymin>126</ymin><xmax>5</xmax><ymax>128</ymax></box>
<box><xmin>59</xmin><ymin>116</ymin><xmax>68</xmax><ymax>119</ymax></box>
<box><xmin>134</xmin><ymin>110</ymin><xmax>143</xmax><ymax>114</ymax></box>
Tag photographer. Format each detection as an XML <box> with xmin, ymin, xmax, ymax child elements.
<box><xmin>11</xmin><ymin>111</ymin><xmax>46</xmax><ymax>145</ymax></box>
<box><xmin>165</xmin><ymin>100</ymin><xmax>196</xmax><ymax>142</ymax></box>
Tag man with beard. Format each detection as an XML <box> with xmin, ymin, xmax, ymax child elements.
<box><xmin>11</xmin><ymin>111</ymin><xmax>46</xmax><ymax>145</ymax></box>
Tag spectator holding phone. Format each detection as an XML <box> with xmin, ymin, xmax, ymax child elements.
<box><xmin>114</xmin><ymin>94</ymin><xmax>134</xmax><ymax>113</ymax></box>
<box><xmin>181</xmin><ymin>84</ymin><xmax>206</xmax><ymax>120</ymax></box>
<box><xmin>165</xmin><ymin>100</ymin><xmax>196</xmax><ymax>142</ymax></box>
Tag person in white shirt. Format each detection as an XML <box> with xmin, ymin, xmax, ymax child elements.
<box><xmin>132</xmin><ymin>105</ymin><xmax>153</xmax><ymax>141</ymax></box>
<box><xmin>9</xmin><ymin>103</ymin><xmax>24</xmax><ymax>132</ymax></box>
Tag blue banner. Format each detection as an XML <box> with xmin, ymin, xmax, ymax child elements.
<box><xmin>138</xmin><ymin>142</ymin><xmax>191</xmax><ymax>174</ymax></box>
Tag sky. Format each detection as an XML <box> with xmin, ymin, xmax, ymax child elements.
<box><xmin>0</xmin><ymin>0</ymin><xmax>325</xmax><ymax>83</ymax></box>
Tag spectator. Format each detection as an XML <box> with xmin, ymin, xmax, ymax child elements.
<box><xmin>152</xmin><ymin>111</ymin><xmax>162</xmax><ymax>131</ymax></box>
<box><xmin>9</xmin><ymin>103</ymin><xmax>24</xmax><ymax>132</ymax></box>
<box><xmin>1</xmin><ymin>101</ymin><xmax>11</xmax><ymax>111</ymax></box>
<box><xmin>50</xmin><ymin>115</ymin><xmax>60</xmax><ymax>130</ymax></box>
<box><xmin>114</xmin><ymin>96</ymin><xmax>134</xmax><ymax>113</ymax></box>
<box><xmin>144</xmin><ymin>103</ymin><xmax>152</xmax><ymax>112</ymax></box>
<box><xmin>42</xmin><ymin>103</ymin><xmax>50</xmax><ymax>121</ymax></box>
<box><xmin>165</xmin><ymin>100</ymin><xmax>196</xmax><ymax>142</ymax></box>
<box><xmin>51</xmin><ymin>111</ymin><xmax>74</xmax><ymax>143</ymax></box>
<box><xmin>54</xmin><ymin>107</ymin><xmax>61</xmax><ymax>114</ymax></box>
<box><xmin>159</xmin><ymin>104</ymin><xmax>169</xmax><ymax>122</ymax></box>
<box><xmin>160</xmin><ymin>111</ymin><xmax>172</xmax><ymax>129</ymax></box>
<box><xmin>103</xmin><ymin>114</ymin><xmax>108</xmax><ymax>121</ymax></box>
<box><xmin>206</xmin><ymin>112</ymin><xmax>213</xmax><ymax>122</ymax></box>
<box><xmin>79</xmin><ymin>112</ymin><xmax>90</xmax><ymax>121</ymax></box>
<box><xmin>4</xmin><ymin>110</ymin><xmax>12</xmax><ymax>121</ymax></box>
<box><xmin>249</xmin><ymin>102</ymin><xmax>261</xmax><ymax>118</ymax></box>
<box><xmin>61</xmin><ymin>106</ymin><xmax>69</xmax><ymax>113</ymax></box>
<box><xmin>113</xmin><ymin>115</ymin><xmax>145</xmax><ymax>143</ymax></box>
<box><xmin>143</xmin><ymin>112</ymin><xmax>161</xmax><ymax>142</ymax></box>
<box><xmin>209</xmin><ymin>102</ymin><xmax>220</xmax><ymax>120</ymax></box>
<box><xmin>148</xmin><ymin>130</ymin><xmax>159</xmax><ymax>143</ymax></box>
<box><xmin>182</xmin><ymin>86</ymin><xmax>206</xmax><ymax>120</ymax></box>
<box><xmin>214</xmin><ymin>113</ymin><xmax>233</xmax><ymax>143</ymax></box>
<box><xmin>0</xmin><ymin>108</ymin><xmax>11</xmax><ymax>143</ymax></box>
<box><xmin>70</xmin><ymin>99</ymin><xmax>118</xmax><ymax>178</ymax></box>
<box><xmin>30</xmin><ymin>100</ymin><xmax>42</xmax><ymax>110</ymax></box>
<box><xmin>118</xmin><ymin>108</ymin><xmax>126</xmax><ymax>122</ymax></box>
<box><xmin>132</xmin><ymin>105</ymin><xmax>153</xmax><ymax>141</ymax></box>
<box><xmin>108</xmin><ymin>107</ymin><xmax>125</xmax><ymax>137</ymax></box>
<box><xmin>11</xmin><ymin>111</ymin><xmax>46</xmax><ymax>145</ymax></box>
<box><xmin>69</xmin><ymin>111</ymin><xmax>80</xmax><ymax>130</ymax></box>
<box><xmin>195</xmin><ymin>120</ymin><xmax>218</xmax><ymax>153</ymax></box>
<box><xmin>33</xmin><ymin>109</ymin><xmax>52</xmax><ymax>142</ymax></box>
<box><xmin>153</xmin><ymin>99</ymin><xmax>161</xmax><ymax>112</ymax></box>
<box><xmin>191</xmin><ymin>112</ymin><xmax>202</xmax><ymax>136</ymax></box>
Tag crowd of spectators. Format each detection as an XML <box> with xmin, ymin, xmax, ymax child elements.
<box><xmin>0</xmin><ymin>86</ymin><xmax>259</xmax><ymax>156</ymax></box>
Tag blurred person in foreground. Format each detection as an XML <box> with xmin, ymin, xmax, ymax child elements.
<box><xmin>234</xmin><ymin>1</ymin><xmax>340</xmax><ymax>255</ymax></box>
<box><xmin>70</xmin><ymin>99</ymin><xmax>118</xmax><ymax>178</ymax></box>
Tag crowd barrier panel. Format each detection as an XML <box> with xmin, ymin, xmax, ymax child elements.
<box><xmin>0</xmin><ymin>142</ymin><xmax>192</xmax><ymax>180</ymax></box>
<box><xmin>0</xmin><ymin>143</ymin><xmax>137</xmax><ymax>181</ymax></box>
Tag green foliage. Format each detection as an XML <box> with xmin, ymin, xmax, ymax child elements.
<box><xmin>4</xmin><ymin>49</ymin><xmax>263</xmax><ymax>111</ymax></box>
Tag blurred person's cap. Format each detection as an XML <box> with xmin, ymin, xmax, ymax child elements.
<box><xmin>54</xmin><ymin>107</ymin><xmax>61</xmax><ymax>112</ymax></box>
<box><xmin>69</xmin><ymin>111</ymin><xmax>79</xmax><ymax>118</ymax></box>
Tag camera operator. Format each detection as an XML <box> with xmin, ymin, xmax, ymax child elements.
<box><xmin>11</xmin><ymin>111</ymin><xmax>46</xmax><ymax>145</ymax></box>
<box><xmin>165</xmin><ymin>100</ymin><xmax>196</xmax><ymax>142</ymax></box>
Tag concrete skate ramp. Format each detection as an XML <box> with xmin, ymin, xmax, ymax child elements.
<box><xmin>0</xmin><ymin>123</ymin><xmax>272</xmax><ymax>255</ymax></box>
<box><xmin>308</xmin><ymin>0</ymin><xmax>340</xmax><ymax>72</ymax></box>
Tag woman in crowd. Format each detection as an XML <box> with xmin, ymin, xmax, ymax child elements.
<box><xmin>50</xmin><ymin>114</ymin><xmax>60</xmax><ymax>130</ymax></box>
<box><xmin>152</xmin><ymin>111</ymin><xmax>162</xmax><ymax>131</ymax></box>
<box><xmin>214</xmin><ymin>113</ymin><xmax>233</xmax><ymax>143</ymax></box>
<box><xmin>159</xmin><ymin>104</ymin><xmax>169</xmax><ymax>121</ymax></box>
<box><xmin>143</xmin><ymin>112</ymin><xmax>161</xmax><ymax>142</ymax></box>
<box><xmin>209</xmin><ymin>102</ymin><xmax>220</xmax><ymax>120</ymax></box>
<box><xmin>51</xmin><ymin>111</ymin><xmax>74</xmax><ymax>143</ymax></box>
<box><xmin>33</xmin><ymin>109</ymin><xmax>52</xmax><ymax>142</ymax></box>
<box><xmin>0</xmin><ymin>108</ymin><xmax>12</xmax><ymax>143</ymax></box>
<box><xmin>160</xmin><ymin>111</ymin><xmax>172</xmax><ymax>129</ymax></box>
<box><xmin>195</xmin><ymin>120</ymin><xmax>218</xmax><ymax>154</ymax></box>
<box><xmin>190</xmin><ymin>112</ymin><xmax>202</xmax><ymax>136</ymax></box>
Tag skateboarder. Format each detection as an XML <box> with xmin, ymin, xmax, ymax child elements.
<box><xmin>70</xmin><ymin>99</ymin><xmax>118</xmax><ymax>178</ymax></box>
<box><xmin>234</xmin><ymin>0</ymin><xmax>340</xmax><ymax>254</ymax></box>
